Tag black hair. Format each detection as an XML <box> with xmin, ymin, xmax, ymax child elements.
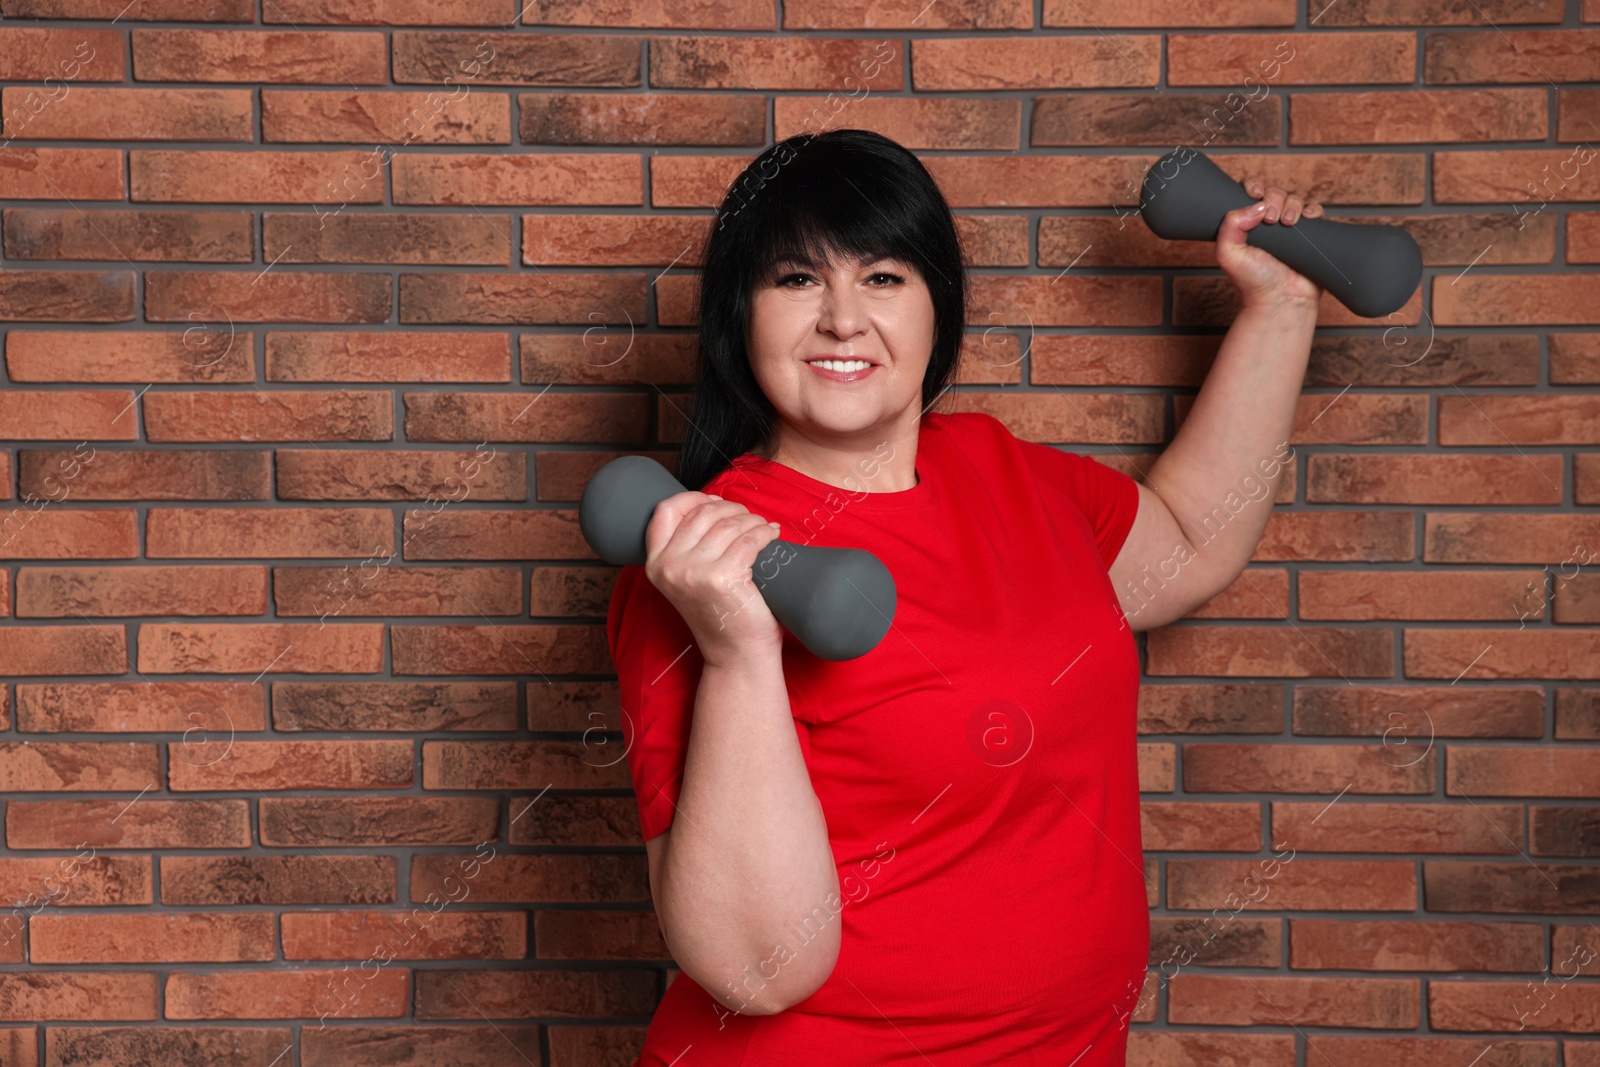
<box><xmin>673</xmin><ymin>128</ymin><xmax>968</xmax><ymax>491</ymax></box>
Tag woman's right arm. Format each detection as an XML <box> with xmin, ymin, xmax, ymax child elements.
<box><xmin>640</xmin><ymin>492</ymin><xmax>842</xmax><ymax>1018</ymax></box>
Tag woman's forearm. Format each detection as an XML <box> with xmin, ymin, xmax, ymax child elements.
<box><xmin>655</xmin><ymin>653</ymin><xmax>841</xmax><ymax>1018</ymax></box>
<box><xmin>1145</xmin><ymin>298</ymin><xmax>1320</xmax><ymax>584</ymax></box>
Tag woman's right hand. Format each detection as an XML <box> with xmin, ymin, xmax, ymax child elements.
<box><xmin>642</xmin><ymin>490</ymin><xmax>785</xmax><ymax>668</ymax></box>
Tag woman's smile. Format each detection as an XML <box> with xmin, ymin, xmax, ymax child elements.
<box><xmin>805</xmin><ymin>357</ymin><xmax>878</xmax><ymax>383</ymax></box>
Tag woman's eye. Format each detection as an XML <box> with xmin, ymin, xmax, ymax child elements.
<box><xmin>870</xmin><ymin>272</ymin><xmax>905</xmax><ymax>286</ymax></box>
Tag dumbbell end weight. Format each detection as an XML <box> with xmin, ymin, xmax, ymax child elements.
<box><xmin>1138</xmin><ymin>148</ymin><xmax>1422</xmax><ymax>320</ymax></box>
<box><xmin>579</xmin><ymin>455</ymin><xmax>896</xmax><ymax>661</ymax></box>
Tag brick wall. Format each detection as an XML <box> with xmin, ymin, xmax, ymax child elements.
<box><xmin>1</xmin><ymin>0</ymin><xmax>1598</xmax><ymax>1064</ymax></box>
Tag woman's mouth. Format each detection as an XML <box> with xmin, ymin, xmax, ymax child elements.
<box><xmin>806</xmin><ymin>358</ymin><xmax>876</xmax><ymax>382</ymax></box>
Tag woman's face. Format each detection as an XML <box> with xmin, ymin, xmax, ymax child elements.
<box><xmin>745</xmin><ymin>251</ymin><xmax>935</xmax><ymax>447</ymax></box>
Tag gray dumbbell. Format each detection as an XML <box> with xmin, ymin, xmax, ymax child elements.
<box><xmin>580</xmin><ymin>455</ymin><xmax>896</xmax><ymax>661</ymax></box>
<box><xmin>1139</xmin><ymin>148</ymin><xmax>1423</xmax><ymax>319</ymax></box>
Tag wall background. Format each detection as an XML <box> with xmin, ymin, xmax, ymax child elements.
<box><xmin>0</xmin><ymin>0</ymin><xmax>1598</xmax><ymax>1063</ymax></box>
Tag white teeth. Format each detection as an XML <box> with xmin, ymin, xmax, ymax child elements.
<box><xmin>811</xmin><ymin>359</ymin><xmax>871</xmax><ymax>372</ymax></box>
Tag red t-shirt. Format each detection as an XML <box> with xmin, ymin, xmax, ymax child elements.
<box><xmin>606</xmin><ymin>410</ymin><xmax>1148</xmax><ymax>1066</ymax></box>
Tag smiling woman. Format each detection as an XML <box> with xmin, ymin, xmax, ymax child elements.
<box><xmin>605</xmin><ymin>129</ymin><xmax>1154</xmax><ymax>1066</ymax></box>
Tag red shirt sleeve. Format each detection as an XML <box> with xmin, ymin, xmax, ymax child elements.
<box><xmin>605</xmin><ymin>563</ymin><xmax>704</xmax><ymax>842</ymax></box>
<box><xmin>998</xmin><ymin>418</ymin><xmax>1142</xmax><ymax>569</ymax></box>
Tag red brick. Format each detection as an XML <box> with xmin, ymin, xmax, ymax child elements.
<box><xmin>423</xmin><ymin>740</ymin><xmax>626</xmax><ymax>789</ymax></box>
<box><xmin>1171</xmin><ymin>974</ymin><xmax>1419</xmax><ymax>1027</ymax></box>
<box><xmin>1289</xmin><ymin>918</ymin><xmax>1543</xmax><ymax>971</ymax></box>
<box><xmin>7</xmin><ymin>799</ymin><xmax>249</xmax><ymax>849</ymax></box>
<box><xmin>398</xmin><ymin>272</ymin><xmax>648</xmax><ymax>325</ymax></box>
<box><xmin>519</xmin><ymin>0</ymin><xmax>770</xmax><ymax>27</ymax></box>
<box><xmin>16</xmin><ymin>564</ymin><xmax>268</xmax><ymax>619</ymax></box>
<box><xmin>1439</xmin><ymin>396</ymin><xmax>1600</xmax><ymax>444</ymax></box>
<box><xmin>1573</xmin><ymin>213</ymin><xmax>1600</xmax><ymax>263</ymax></box>
<box><xmin>392</xmin><ymin>30</ymin><xmax>638</xmax><ymax>86</ymax></box>
<box><xmin>915</xmin><ymin>36</ymin><xmax>1164</xmax><ymax>90</ymax></box>
<box><xmin>1435</xmin><ymin>275</ymin><xmax>1600</xmax><ymax>326</ymax></box>
<box><xmin>15</xmin><ymin>684</ymin><xmax>264</xmax><ymax>735</ymax></box>
<box><xmin>1425</xmin><ymin>513</ymin><xmax>1600</xmax><ymax>562</ymax></box>
<box><xmin>519</xmin><ymin>91</ymin><xmax>765</xmax><ymax>145</ymax></box>
<box><xmin>5</xmin><ymin>330</ymin><xmax>256</xmax><ymax>382</ymax></box>
<box><xmin>16</xmin><ymin>449</ymin><xmax>269</xmax><ymax>502</ymax></box>
<box><xmin>264</xmin><ymin>212</ymin><xmax>512</xmax><ymax>265</ymax></box>
<box><xmin>136</xmin><ymin>622</ymin><xmax>386</xmax><ymax>673</ymax></box>
<box><xmin>281</xmin><ymin>909</ymin><xmax>525</xmax><ymax>960</ymax></box>
<box><xmin>161</xmin><ymin>855</ymin><xmax>396</xmax><ymax>905</ymax></box>
<box><xmin>2</xmin><ymin>88</ymin><xmax>252</xmax><ymax>141</ymax></box>
<box><xmin>392</xmin><ymin>623</ymin><xmax>606</xmax><ymax>674</ymax></box>
<box><xmin>266</xmin><ymin>331</ymin><xmax>511</xmax><ymax>382</ymax></box>
<box><xmin>1044</xmin><ymin>0</ymin><xmax>1290</xmax><ymax>24</ymax></box>
<box><xmin>261</xmin><ymin>89</ymin><xmax>511</xmax><ymax>144</ymax></box>
<box><xmin>275</xmin><ymin>449</ymin><xmax>525</xmax><ymax>501</ymax></box>
<box><xmin>652</xmin><ymin>35</ymin><xmax>904</xmax><ymax>90</ymax></box>
<box><xmin>4</xmin><ymin>209</ymin><xmax>254</xmax><ymax>263</ymax></box>
<box><xmin>0</xmin><ymin>511</ymin><xmax>139</xmax><ymax>563</ymax></box>
<box><xmin>787</xmin><ymin>0</ymin><xmax>1024</xmax><ymax>27</ymax></box>
<box><xmin>1140</xmin><ymin>800</ymin><xmax>1260</xmax><ymax>851</ymax></box>
<box><xmin>1252</xmin><ymin>511</ymin><xmax>1416</xmax><ymax>560</ymax></box>
<box><xmin>0</xmin><ymin>390</ymin><xmax>138</xmax><ymax>439</ymax></box>
<box><xmin>1274</xmin><ymin>801</ymin><xmax>1522</xmax><ymax>854</ymax></box>
<box><xmin>165</xmin><ymin>968</ymin><xmax>409</xmax><ymax>1020</ymax></box>
<box><xmin>132</xmin><ymin>149</ymin><xmax>387</xmax><ymax>204</ymax></box>
<box><xmin>1167</xmin><ymin>858</ymin><xmax>1417</xmax><ymax>910</ymax></box>
<box><xmin>0</xmin><ymin>148</ymin><xmax>125</xmax><ymax>200</ymax></box>
<box><xmin>1406</xmin><ymin>628</ymin><xmax>1600</xmax><ymax>679</ymax></box>
<box><xmin>1435</xmin><ymin>149</ymin><xmax>1600</xmax><ymax>204</ymax></box>
<box><xmin>399</xmin><ymin>508</ymin><xmax>589</xmax><ymax>560</ymax></box>
<box><xmin>1145</xmin><ymin>627</ymin><xmax>1395</xmax><ymax>675</ymax></box>
<box><xmin>170</xmin><ymin>740</ymin><xmax>412</xmax><ymax>791</ymax></box>
<box><xmin>1310</xmin><ymin>1035</ymin><xmax>1561</xmax><ymax>1063</ymax></box>
<box><xmin>413</xmin><ymin>967</ymin><xmax>655</xmax><ymax>1018</ymax></box>
<box><xmin>1291</xmin><ymin>89</ymin><xmax>1547</xmax><ymax>144</ymax></box>
<box><xmin>0</xmin><ymin>270</ymin><xmax>135</xmax><ymax>322</ymax></box>
<box><xmin>271</xmin><ymin>681</ymin><xmax>519</xmax><ymax>732</ymax></box>
<box><xmin>1168</xmin><ymin>33</ymin><xmax>1415</xmax><ymax>85</ymax></box>
<box><xmin>0</xmin><ymin>28</ymin><xmax>124</xmax><ymax>80</ymax></box>
<box><xmin>0</xmin><ymin>742</ymin><xmax>156</xmax><ymax>791</ymax></box>
<box><xmin>0</xmin><ymin>625</ymin><xmax>130</xmax><ymax>674</ymax></box>
<box><xmin>6</xmin><ymin>0</ymin><xmax>251</xmax><ymax>15</ymax></box>
<box><xmin>1431</xmin><ymin>978</ymin><xmax>1600</xmax><ymax>1031</ymax></box>
<box><xmin>1426</xmin><ymin>29</ymin><xmax>1600</xmax><ymax>83</ymax></box>
<box><xmin>1307</xmin><ymin>453</ymin><xmax>1562</xmax><ymax>504</ymax></box>
<box><xmin>144</xmin><ymin>507</ymin><xmax>393</xmax><ymax>558</ymax></box>
<box><xmin>275</xmin><ymin>563</ymin><xmax>522</xmax><ymax>621</ymax></box>
<box><xmin>1137</xmin><ymin>683</ymin><xmax>1283</xmax><ymax>734</ymax></box>
<box><xmin>265</xmin><ymin>0</ymin><xmax>517</xmax><ymax>23</ymax></box>
<box><xmin>523</xmin><ymin>214</ymin><xmax>712</xmax><ymax>266</ymax></box>
<box><xmin>392</xmin><ymin>152</ymin><xmax>641</xmax><ymax>204</ymax></box>
<box><xmin>535</xmin><ymin>909</ymin><xmax>668</xmax><ymax>959</ymax></box>
<box><xmin>302</xmin><ymin>1025</ymin><xmax>543</xmax><ymax>1067</ymax></box>
<box><xmin>1034</xmin><ymin>91</ymin><xmax>1279</xmax><ymax>148</ymax></box>
<box><xmin>145</xmin><ymin>271</ymin><xmax>391</xmax><ymax>323</ymax></box>
<box><xmin>520</xmin><ymin>334</ymin><xmax>695</xmax><ymax>386</ymax></box>
<box><xmin>1294</xmin><ymin>684</ymin><xmax>1546</xmax><ymax>738</ymax></box>
<box><xmin>1449</xmin><ymin>747</ymin><xmax>1600</xmax><ymax>797</ymax></box>
<box><xmin>44</xmin><ymin>1027</ymin><xmax>294</xmax><ymax>1067</ymax></box>
<box><xmin>1425</xmin><ymin>860</ymin><xmax>1600</xmax><ymax>913</ymax></box>
<box><xmin>1126</xmin><ymin>1033</ymin><xmax>1298</xmax><ymax>1064</ymax></box>
<box><xmin>0</xmin><ymin>855</ymin><xmax>151</xmax><ymax>905</ymax></box>
<box><xmin>131</xmin><ymin>29</ymin><xmax>388</xmax><ymax>83</ymax></box>
<box><xmin>1183</xmin><ymin>742</ymin><xmax>1431</xmax><ymax>792</ymax></box>
<box><xmin>141</xmin><ymin>390</ymin><xmax>393</xmax><ymax>442</ymax></box>
<box><xmin>0</xmin><ymin>973</ymin><xmax>157</xmax><ymax>1021</ymax></box>
<box><xmin>31</xmin><ymin>913</ymin><xmax>273</xmax><ymax>963</ymax></box>
<box><xmin>1559</xmin><ymin>89</ymin><xmax>1600</xmax><ymax>143</ymax></box>
<box><xmin>535</xmin><ymin>447</ymin><xmax>680</xmax><ymax>501</ymax></box>
<box><xmin>411</xmin><ymin>852</ymin><xmax>647</xmax><ymax>904</ymax></box>
<box><xmin>260</xmin><ymin>796</ymin><xmax>498</xmax><ymax>846</ymax></box>
<box><xmin>1298</xmin><ymin>570</ymin><xmax>1548</xmax><ymax>620</ymax></box>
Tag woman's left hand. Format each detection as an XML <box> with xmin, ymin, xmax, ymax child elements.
<box><xmin>1216</xmin><ymin>174</ymin><xmax>1326</xmax><ymax>311</ymax></box>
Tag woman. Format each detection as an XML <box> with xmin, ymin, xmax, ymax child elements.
<box><xmin>606</xmin><ymin>129</ymin><xmax>1324</xmax><ymax>1065</ymax></box>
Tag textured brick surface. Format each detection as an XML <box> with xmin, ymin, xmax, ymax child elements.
<box><xmin>0</xmin><ymin>2</ymin><xmax>1593</xmax><ymax>1062</ymax></box>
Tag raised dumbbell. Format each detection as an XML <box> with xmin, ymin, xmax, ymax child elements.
<box><xmin>1139</xmin><ymin>147</ymin><xmax>1423</xmax><ymax>319</ymax></box>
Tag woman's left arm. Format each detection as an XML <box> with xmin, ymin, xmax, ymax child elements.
<box><xmin>1111</xmin><ymin>175</ymin><xmax>1326</xmax><ymax>632</ymax></box>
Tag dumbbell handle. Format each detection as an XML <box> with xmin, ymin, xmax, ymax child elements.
<box><xmin>579</xmin><ymin>455</ymin><xmax>896</xmax><ymax>662</ymax></box>
<box><xmin>1139</xmin><ymin>148</ymin><xmax>1423</xmax><ymax>319</ymax></box>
